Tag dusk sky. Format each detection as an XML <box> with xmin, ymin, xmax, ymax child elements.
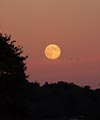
<box><xmin>0</xmin><ymin>0</ymin><xmax>100</xmax><ymax>88</ymax></box>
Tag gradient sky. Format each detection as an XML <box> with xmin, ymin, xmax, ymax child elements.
<box><xmin>0</xmin><ymin>0</ymin><xmax>100</xmax><ymax>88</ymax></box>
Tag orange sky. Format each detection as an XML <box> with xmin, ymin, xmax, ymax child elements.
<box><xmin>0</xmin><ymin>0</ymin><xmax>100</xmax><ymax>88</ymax></box>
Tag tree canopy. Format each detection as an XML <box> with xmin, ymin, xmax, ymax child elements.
<box><xmin>0</xmin><ymin>33</ymin><xmax>29</xmax><ymax>101</ymax></box>
<box><xmin>0</xmin><ymin>33</ymin><xmax>28</xmax><ymax>119</ymax></box>
<box><xmin>0</xmin><ymin>33</ymin><xmax>28</xmax><ymax>83</ymax></box>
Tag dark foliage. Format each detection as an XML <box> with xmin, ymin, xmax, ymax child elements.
<box><xmin>0</xmin><ymin>33</ymin><xmax>100</xmax><ymax>120</ymax></box>
<box><xmin>15</xmin><ymin>80</ymin><xmax>100</xmax><ymax>120</ymax></box>
<box><xmin>0</xmin><ymin>33</ymin><xmax>28</xmax><ymax>119</ymax></box>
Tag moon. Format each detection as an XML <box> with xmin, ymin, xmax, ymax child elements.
<box><xmin>45</xmin><ymin>44</ymin><xmax>61</xmax><ymax>60</ymax></box>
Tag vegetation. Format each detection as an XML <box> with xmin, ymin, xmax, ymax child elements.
<box><xmin>0</xmin><ymin>33</ymin><xmax>100</xmax><ymax>120</ymax></box>
<box><xmin>0</xmin><ymin>33</ymin><xmax>28</xmax><ymax>119</ymax></box>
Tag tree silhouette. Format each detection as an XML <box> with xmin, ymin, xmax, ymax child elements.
<box><xmin>0</xmin><ymin>33</ymin><xmax>28</xmax><ymax>119</ymax></box>
<box><xmin>0</xmin><ymin>33</ymin><xmax>28</xmax><ymax>87</ymax></box>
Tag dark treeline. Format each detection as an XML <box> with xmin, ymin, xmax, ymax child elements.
<box><xmin>17</xmin><ymin>81</ymin><xmax>100</xmax><ymax>120</ymax></box>
<box><xmin>0</xmin><ymin>33</ymin><xmax>100</xmax><ymax>120</ymax></box>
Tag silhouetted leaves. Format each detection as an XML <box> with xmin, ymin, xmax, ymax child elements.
<box><xmin>0</xmin><ymin>33</ymin><xmax>28</xmax><ymax>119</ymax></box>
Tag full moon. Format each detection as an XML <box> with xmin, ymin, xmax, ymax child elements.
<box><xmin>45</xmin><ymin>44</ymin><xmax>61</xmax><ymax>60</ymax></box>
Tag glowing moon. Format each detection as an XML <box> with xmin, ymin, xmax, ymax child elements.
<box><xmin>45</xmin><ymin>44</ymin><xmax>61</xmax><ymax>60</ymax></box>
